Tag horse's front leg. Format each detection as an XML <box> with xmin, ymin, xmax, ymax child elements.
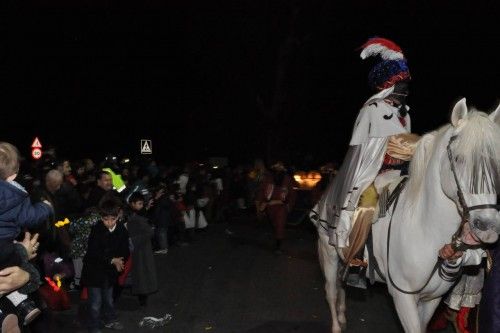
<box><xmin>318</xmin><ymin>234</ymin><xmax>342</xmax><ymax>333</ymax></box>
<box><xmin>336</xmin><ymin>279</ymin><xmax>346</xmax><ymax>329</ymax></box>
<box><xmin>392</xmin><ymin>293</ymin><xmax>422</xmax><ymax>333</ymax></box>
<box><xmin>418</xmin><ymin>298</ymin><xmax>441</xmax><ymax>331</ymax></box>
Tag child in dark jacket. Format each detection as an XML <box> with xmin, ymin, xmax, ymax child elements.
<box><xmin>0</xmin><ymin>142</ymin><xmax>53</xmax><ymax>326</ymax></box>
<box><xmin>81</xmin><ymin>196</ymin><xmax>129</xmax><ymax>333</ymax></box>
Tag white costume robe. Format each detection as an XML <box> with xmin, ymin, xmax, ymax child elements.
<box><xmin>313</xmin><ymin>87</ymin><xmax>411</xmax><ymax>247</ymax></box>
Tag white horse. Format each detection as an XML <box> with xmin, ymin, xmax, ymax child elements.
<box><xmin>312</xmin><ymin>98</ymin><xmax>500</xmax><ymax>333</ymax></box>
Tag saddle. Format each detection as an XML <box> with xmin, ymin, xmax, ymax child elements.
<box><xmin>366</xmin><ymin>177</ymin><xmax>409</xmax><ymax>285</ymax></box>
<box><xmin>342</xmin><ymin>176</ymin><xmax>407</xmax><ymax>261</ymax></box>
<box><xmin>342</xmin><ymin>177</ymin><xmax>408</xmax><ymax>285</ymax></box>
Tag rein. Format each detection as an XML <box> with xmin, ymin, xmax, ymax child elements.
<box><xmin>309</xmin><ymin>209</ymin><xmax>334</xmax><ymax>233</ymax></box>
<box><xmin>385</xmin><ymin>179</ymin><xmax>444</xmax><ymax>294</ymax></box>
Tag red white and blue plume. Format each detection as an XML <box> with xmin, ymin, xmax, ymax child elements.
<box><xmin>360</xmin><ymin>37</ymin><xmax>410</xmax><ymax>91</ymax></box>
<box><xmin>360</xmin><ymin>37</ymin><xmax>405</xmax><ymax>61</ymax></box>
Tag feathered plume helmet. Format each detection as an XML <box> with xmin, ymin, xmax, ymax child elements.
<box><xmin>360</xmin><ymin>37</ymin><xmax>411</xmax><ymax>91</ymax></box>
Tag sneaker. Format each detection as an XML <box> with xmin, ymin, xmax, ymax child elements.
<box><xmin>17</xmin><ymin>299</ymin><xmax>41</xmax><ymax>326</ymax></box>
<box><xmin>104</xmin><ymin>321</ymin><xmax>124</xmax><ymax>330</ymax></box>
<box><xmin>69</xmin><ymin>281</ymin><xmax>81</xmax><ymax>292</ymax></box>
<box><xmin>154</xmin><ymin>249</ymin><xmax>168</xmax><ymax>255</ymax></box>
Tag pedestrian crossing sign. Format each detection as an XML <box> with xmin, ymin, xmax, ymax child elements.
<box><xmin>141</xmin><ymin>140</ymin><xmax>152</xmax><ymax>154</ymax></box>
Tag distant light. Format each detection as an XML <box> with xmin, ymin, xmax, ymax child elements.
<box><xmin>123</xmin><ymin>158</ymin><xmax>130</xmax><ymax>163</ymax></box>
<box><xmin>293</xmin><ymin>171</ymin><xmax>322</xmax><ymax>189</ymax></box>
<box><xmin>212</xmin><ymin>166</ymin><xmax>219</xmax><ymax>169</ymax></box>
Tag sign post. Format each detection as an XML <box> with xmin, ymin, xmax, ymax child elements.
<box><xmin>31</xmin><ymin>137</ymin><xmax>43</xmax><ymax>160</ymax></box>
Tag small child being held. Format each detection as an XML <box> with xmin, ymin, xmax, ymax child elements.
<box><xmin>0</xmin><ymin>142</ymin><xmax>53</xmax><ymax>325</ymax></box>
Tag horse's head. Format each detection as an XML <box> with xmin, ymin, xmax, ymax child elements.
<box><xmin>440</xmin><ymin>98</ymin><xmax>500</xmax><ymax>245</ymax></box>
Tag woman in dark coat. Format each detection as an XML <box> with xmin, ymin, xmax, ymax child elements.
<box><xmin>127</xmin><ymin>212</ymin><xmax>158</xmax><ymax>306</ymax></box>
<box><xmin>479</xmin><ymin>239</ymin><xmax>500</xmax><ymax>333</ymax></box>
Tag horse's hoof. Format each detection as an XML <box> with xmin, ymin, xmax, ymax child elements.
<box><xmin>337</xmin><ymin>314</ymin><xmax>347</xmax><ymax>328</ymax></box>
<box><xmin>332</xmin><ymin>323</ymin><xmax>343</xmax><ymax>333</ymax></box>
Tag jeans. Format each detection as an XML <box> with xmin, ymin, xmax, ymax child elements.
<box><xmin>156</xmin><ymin>227</ymin><xmax>168</xmax><ymax>250</ymax></box>
<box><xmin>87</xmin><ymin>286</ymin><xmax>117</xmax><ymax>329</ymax></box>
<box><xmin>72</xmin><ymin>258</ymin><xmax>83</xmax><ymax>286</ymax></box>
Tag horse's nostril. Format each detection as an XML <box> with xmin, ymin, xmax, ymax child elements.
<box><xmin>472</xmin><ymin>219</ymin><xmax>489</xmax><ymax>231</ymax></box>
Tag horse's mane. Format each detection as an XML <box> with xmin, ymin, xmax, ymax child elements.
<box><xmin>405</xmin><ymin>110</ymin><xmax>500</xmax><ymax>208</ymax></box>
<box><xmin>405</xmin><ymin>129</ymin><xmax>440</xmax><ymax>206</ymax></box>
<box><xmin>454</xmin><ymin>111</ymin><xmax>500</xmax><ymax>193</ymax></box>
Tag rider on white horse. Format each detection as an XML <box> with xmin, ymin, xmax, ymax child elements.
<box><xmin>313</xmin><ymin>38</ymin><xmax>419</xmax><ymax>286</ymax></box>
<box><xmin>311</xmin><ymin>37</ymin><xmax>500</xmax><ymax>332</ymax></box>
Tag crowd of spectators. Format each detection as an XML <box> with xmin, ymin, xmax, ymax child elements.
<box><xmin>1</xmin><ymin>142</ymin><xmax>306</xmax><ymax>333</ymax></box>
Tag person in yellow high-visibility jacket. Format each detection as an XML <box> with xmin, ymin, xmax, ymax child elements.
<box><xmin>102</xmin><ymin>168</ymin><xmax>126</xmax><ymax>193</ymax></box>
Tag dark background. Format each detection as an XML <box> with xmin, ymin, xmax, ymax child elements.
<box><xmin>2</xmin><ymin>1</ymin><xmax>499</xmax><ymax>167</ymax></box>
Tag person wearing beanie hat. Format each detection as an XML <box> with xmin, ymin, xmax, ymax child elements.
<box><xmin>311</xmin><ymin>37</ymin><xmax>420</xmax><ymax>289</ymax></box>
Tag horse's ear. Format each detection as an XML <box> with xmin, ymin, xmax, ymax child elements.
<box><xmin>451</xmin><ymin>98</ymin><xmax>468</xmax><ymax>127</ymax></box>
<box><xmin>489</xmin><ymin>102</ymin><xmax>500</xmax><ymax>126</ymax></box>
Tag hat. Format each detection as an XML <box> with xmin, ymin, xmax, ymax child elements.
<box><xmin>360</xmin><ymin>37</ymin><xmax>411</xmax><ymax>91</ymax></box>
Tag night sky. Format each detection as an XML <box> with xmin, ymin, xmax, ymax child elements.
<box><xmin>2</xmin><ymin>1</ymin><xmax>500</xmax><ymax>167</ymax></box>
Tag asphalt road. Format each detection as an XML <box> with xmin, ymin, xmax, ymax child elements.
<box><xmin>44</xmin><ymin>212</ymin><xmax>453</xmax><ymax>333</ymax></box>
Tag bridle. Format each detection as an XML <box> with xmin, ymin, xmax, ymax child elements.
<box><xmin>386</xmin><ymin>134</ymin><xmax>499</xmax><ymax>294</ymax></box>
<box><xmin>446</xmin><ymin>135</ymin><xmax>500</xmax><ymax>251</ymax></box>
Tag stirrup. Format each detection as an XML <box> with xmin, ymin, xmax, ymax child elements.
<box><xmin>346</xmin><ymin>272</ymin><xmax>368</xmax><ymax>290</ymax></box>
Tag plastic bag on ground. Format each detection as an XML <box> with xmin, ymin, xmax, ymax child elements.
<box><xmin>139</xmin><ymin>313</ymin><xmax>173</xmax><ymax>328</ymax></box>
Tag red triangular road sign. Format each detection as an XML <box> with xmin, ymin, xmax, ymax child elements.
<box><xmin>31</xmin><ymin>137</ymin><xmax>42</xmax><ymax>148</ymax></box>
